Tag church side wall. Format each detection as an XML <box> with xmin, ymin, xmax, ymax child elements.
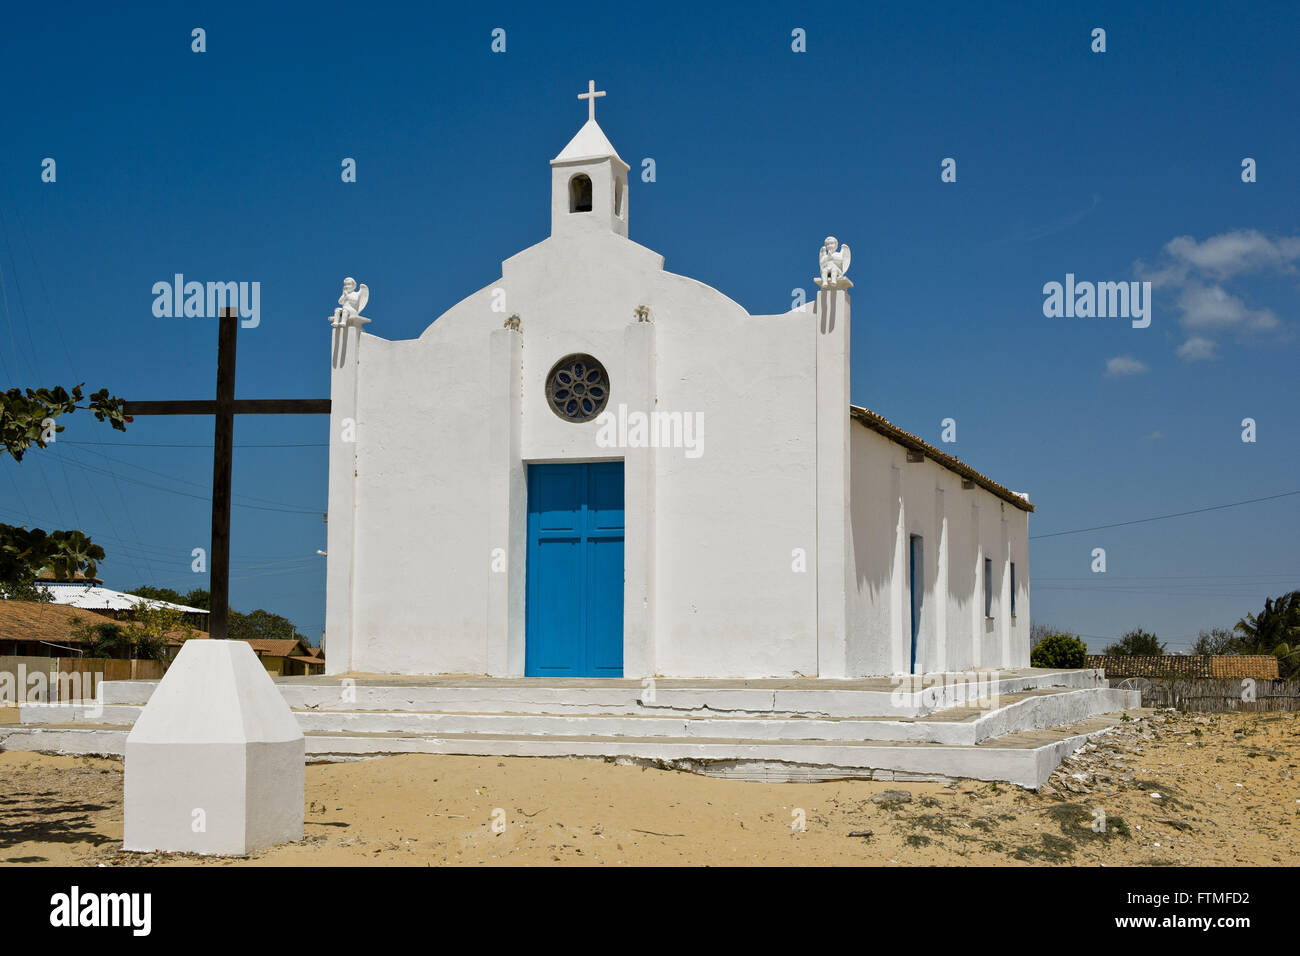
<box><xmin>846</xmin><ymin>426</ymin><xmax>1030</xmax><ymax>676</ymax></box>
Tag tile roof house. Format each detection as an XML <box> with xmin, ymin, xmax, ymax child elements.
<box><xmin>1086</xmin><ymin>654</ymin><xmax>1280</xmax><ymax>681</ymax></box>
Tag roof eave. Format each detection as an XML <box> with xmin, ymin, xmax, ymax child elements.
<box><xmin>849</xmin><ymin>406</ymin><xmax>1034</xmax><ymax>513</ymax></box>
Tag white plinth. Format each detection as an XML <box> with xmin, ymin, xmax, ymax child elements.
<box><xmin>123</xmin><ymin>640</ymin><xmax>304</xmax><ymax>855</ymax></box>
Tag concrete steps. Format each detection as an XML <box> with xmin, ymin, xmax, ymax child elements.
<box><xmin>0</xmin><ymin>669</ymin><xmax>1140</xmax><ymax>787</ymax></box>
<box><xmin>94</xmin><ymin>668</ymin><xmax>1108</xmax><ymax>718</ymax></box>
<box><xmin>14</xmin><ymin>685</ymin><xmax>1134</xmax><ymax>747</ymax></box>
<box><xmin>0</xmin><ymin>716</ymin><xmax>1124</xmax><ymax>787</ymax></box>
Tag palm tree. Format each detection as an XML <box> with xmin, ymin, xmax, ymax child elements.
<box><xmin>1236</xmin><ymin>591</ymin><xmax>1300</xmax><ymax>649</ymax></box>
<box><xmin>1236</xmin><ymin>591</ymin><xmax>1300</xmax><ymax>677</ymax></box>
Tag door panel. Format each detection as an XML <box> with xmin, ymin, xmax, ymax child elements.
<box><xmin>526</xmin><ymin>462</ymin><xmax>624</xmax><ymax>677</ymax></box>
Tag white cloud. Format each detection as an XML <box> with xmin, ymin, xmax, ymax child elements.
<box><xmin>1164</xmin><ymin>230</ymin><xmax>1300</xmax><ymax>279</ymax></box>
<box><xmin>1175</xmin><ymin>336</ymin><xmax>1217</xmax><ymax>361</ymax></box>
<box><xmin>1105</xmin><ymin>355</ymin><xmax>1149</xmax><ymax>376</ymax></box>
<box><xmin>1176</xmin><ymin>282</ymin><xmax>1280</xmax><ymax>331</ymax></box>
<box><xmin>1135</xmin><ymin>230</ymin><xmax>1294</xmax><ymax>359</ymax></box>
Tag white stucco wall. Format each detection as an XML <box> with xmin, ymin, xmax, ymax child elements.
<box><xmin>330</xmin><ymin>226</ymin><xmax>822</xmax><ymax>677</ymax></box>
<box><xmin>845</xmin><ymin>425</ymin><xmax>1031</xmax><ymax>676</ymax></box>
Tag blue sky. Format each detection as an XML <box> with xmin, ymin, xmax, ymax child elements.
<box><xmin>3</xmin><ymin>1</ymin><xmax>1297</xmax><ymax>651</ymax></box>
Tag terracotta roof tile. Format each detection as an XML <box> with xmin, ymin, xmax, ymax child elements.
<box><xmin>850</xmin><ymin>406</ymin><xmax>1034</xmax><ymax>512</ymax></box>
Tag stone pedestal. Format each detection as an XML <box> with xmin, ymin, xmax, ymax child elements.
<box><xmin>123</xmin><ymin>640</ymin><xmax>304</xmax><ymax>855</ymax></box>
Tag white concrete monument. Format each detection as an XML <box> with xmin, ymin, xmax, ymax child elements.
<box><xmin>123</xmin><ymin>640</ymin><xmax>304</xmax><ymax>855</ymax></box>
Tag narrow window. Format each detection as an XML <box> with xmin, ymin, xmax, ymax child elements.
<box><xmin>614</xmin><ymin>178</ymin><xmax>625</xmax><ymax>219</ymax></box>
<box><xmin>984</xmin><ymin>557</ymin><xmax>993</xmax><ymax>618</ymax></box>
<box><xmin>908</xmin><ymin>535</ymin><xmax>923</xmax><ymax>673</ymax></box>
<box><xmin>569</xmin><ymin>174</ymin><xmax>592</xmax><ymax>213</ymax></box>
<box><xmin>1010</xmin><ymin>562</ymin><xmax>1017</xmax><ymax>617</ymax></box>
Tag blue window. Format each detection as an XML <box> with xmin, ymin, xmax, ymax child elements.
<box><xmin>1010</xmin><ymin>562</ymin><xmax>1017</xmax><ymax>617</ymax></box>
<box><xmin>984</xmin><ymin>557</ymin><xmax>993</xmax><ymax>618</ymax></box>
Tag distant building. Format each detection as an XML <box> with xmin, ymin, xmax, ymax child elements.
<box><xmin>36</xmin><ymin>577</ymin><xmax>209</xmax><ymax>631</ymax></box>
<box><xmin>1086</xmin><ymin>654</ymin><xmax>1280</xmax><ymax>681</ymax></box>
<box><xmin>0</xmin><ymin>600</ymin><xmax>186</xmax><ymax>659</ymax></box>
<box><xmin>186</xmin><ymin>635</ymin><xmax>325</xmax><ymax>676</ymax></box>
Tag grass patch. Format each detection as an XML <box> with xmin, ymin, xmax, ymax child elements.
<box><xmin>1042</xmin><ymin>802</ymin><xmax>1132</xmax><ymax>842</ymax></box>
<box><xmin>908</xmin><ymin>813</ymin><xmax>958</xmax><ymax>837</ymax></box>
<box><xmin>1012</xmin><ymin>833</ymin><xmax>1074</xmax><ymax>863</ymax></box>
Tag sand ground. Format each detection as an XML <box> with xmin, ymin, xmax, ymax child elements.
<box><xmin>0</xmin><ymin>709</ymin><xmax>1295</xmax><ymax>866</ymax></box>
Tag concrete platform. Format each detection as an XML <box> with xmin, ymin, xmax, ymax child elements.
<box><xmin>1</xmin><ymin>668</ymin><xmax>1141</xmax><ymax>787</ymax></box>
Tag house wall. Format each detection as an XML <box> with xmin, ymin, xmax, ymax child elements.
<box><xmin>258</xmin><ymin>655</ymin><xmax>287</xmax><ymax>677</ymax></box>
<box><xmin>846</xmin><ymin>425</ymin><xmax>1031</xmax><ymax>676</ymax></box>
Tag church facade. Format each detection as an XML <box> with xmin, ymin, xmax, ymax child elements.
<box><xmin>324</xmin><ymin>93</ymin><xmax>1033</xmax><ymax>680</ymax></box>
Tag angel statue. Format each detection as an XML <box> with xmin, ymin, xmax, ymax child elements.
<box><xmin>815</xmin><ymin>236</ymin><xmax>852</xmax><ymax>289</ymax></box>
<box><xmin>331</xmin><ymin>277</ymin><xmax>369</xmax><ymax>327</ymax></box>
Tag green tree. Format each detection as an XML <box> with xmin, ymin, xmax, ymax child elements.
<box><xmin>69</xmin><ymin>616</ymin><xmax>130</xmax><ymax>659</ymax></box>
<box><xmin>1</xmin><ymin>385</ymin><xmax>129</xmax><ymax>463</ymax></box>
<box><xmin>1192</xmin><ymin>627</ymin><xmax>1238</xmax><ymax>655</ymax></box>
<box><xmin>1</xmin><ymin>384</ymin><xmax>129</xmax><ymax>590</ymax></box>
<box><xmin>1235</xmin><ymin>591</ymin><xmax>1300</xmax><ymax>652</ymax></box>
<box><xmin>127</xmin><ymin>602</ymin><xmax>197</xmax><ymax>661</ymax></box>
<box><xmin>1102</xmin><ymin>629</ymin><xmax>1165</xmax><ymax>656</ymax></box>
<box><xmin>0</xmin><ymin>576</ymin><xmax>54</xmax><ymax>602</ymax></box>
<box><xmin>127</xmin><ymin>585</ymin><xmax>187</xmax><ymax>605</ymax></box>
<box><xmin>228</xmin><ymin>608</ymin><xmax>305</xmax><ymax>644</ymax></box>
<box><xmin>1236</xmin><ymin>591</ymin><xmax>1300</xmax><ymax>678</ymax></box>
<box><xmin>1030</xmin><ymin>632</ymin><xmax>1087</xmax><ymax>669</ymax></box>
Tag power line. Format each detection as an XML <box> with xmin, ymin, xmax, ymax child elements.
<box><xmin>0</xmin><ymin>504</ymin><xmax>318</xmax><ymax>566</ymax></box>
<box><xmin>1036</xmin><ymin>571</ymin><xmax>1300</xmax><ymax>581</ymax></box>
<box><xmin>34</xmin><ymin>447</ymin><xmax>323</xmax><ymax>515</ymax></box>
<box><xmin>1030</xmin><ymin>489</ymin><xmax>1300</xmax><ymax>539</ymax></box>
<box><xmin>61</xmin><ymin>441</ymin><xmax>327</xmax><ymax>449</ymax></box>
<box><xmin>58</xmin><ymin>442</ymin><xmax>325</xmax><ymax>510</ymax></box>
<box><xmin>1</xmin><ymin>176</ymin><xmax>80</xmax><ymax>380</ymax></box>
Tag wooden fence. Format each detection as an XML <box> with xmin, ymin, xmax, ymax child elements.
<box><xmin>1112</xmin><ymin>676</ymin><xmax>1300</xmax><ymax>712</ymax></box>
<box><xmin>0</xmin><ymin>656</ymin><xmax>164</xmax><ymax>704</ymax></box>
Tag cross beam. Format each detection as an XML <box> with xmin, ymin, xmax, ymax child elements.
<box><xmin>123</xmin><ymin>309</ymin><xmax>330</xmax><ymax>641</ymax></box>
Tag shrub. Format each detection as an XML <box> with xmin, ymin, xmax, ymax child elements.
<box><xmin>1030</xmin><ymin>633</ymin><xmax>1087</xmax><ymax>669</ymax></box>
<box><xmin>1102</xmin><ymin>628</ymin><xmax>1165</xmax><ymax>656</ymax></box>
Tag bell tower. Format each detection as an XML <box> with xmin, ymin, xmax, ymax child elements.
<box><xmin>550</xmin><ymin>81</ymin><xmax>629</xmax><ymax>239</ymax></box>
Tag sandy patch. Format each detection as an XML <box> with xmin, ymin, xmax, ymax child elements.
<box><xmin>0</xmin><ymin>710</ymin><xmax>1295</xmax><ymax>866</ymax></box>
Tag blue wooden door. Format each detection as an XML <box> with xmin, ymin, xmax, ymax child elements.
<box><xmin>525</xmin><ymin>462</ymin><xmax>624</xmax><ymax>677</ymax></box>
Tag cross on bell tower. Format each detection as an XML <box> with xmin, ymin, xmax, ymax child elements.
<box><xmin>550</xmin><ymin>81</ymin><xmax>629</xmax><ymax>238</ymax></box>
<box><xmin>578</xmin><ymin>80</ymin><xmax>605</xmax><ymax>121</ymax></box>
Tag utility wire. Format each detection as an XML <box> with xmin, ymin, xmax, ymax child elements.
<box><xmin>1030</xmin><ymin>489</ymin><xmax>1300</xmax><ymax>539</ymax></box>
<box><xmin>36</xmin><ymin>447</ymin><xmax>322</xmax><ymax>514</ymax></box>
<box><xmin>61</xmin><ymin>441</ymin><xmax>328</xmax><ymax>448</ymax></box>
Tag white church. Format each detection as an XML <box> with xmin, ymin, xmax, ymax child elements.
<box><xmin>324</xmin><ymin>86</ymin><xmax>1034</xmax><ymax>681</ymax></box>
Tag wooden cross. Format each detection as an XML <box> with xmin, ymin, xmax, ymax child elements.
<box><xmin>578</xmin><ymin>80</ymin><xmax>605</xmax><ymax>122</ymax></box>
<box><xmin>124</xmin><ymin>308</ymin><xmax>330</xmax><ymax>640</ymax></box>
